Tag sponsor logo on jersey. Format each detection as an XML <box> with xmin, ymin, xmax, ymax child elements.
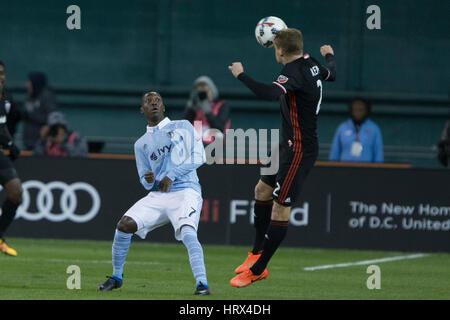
<box><xmin>157</xmin><ymin>144</ymin><xmax>172</xmax><ymax>156</ymax></box>
<box><xmin>150</xmin><ymin>144</ymin><xmax>173</xmax><ymax>161</ymax></box>
<box><xmin>277</xmin><ymin>75</ymin><xmax>288</xmax><ymax>84</ymax></box>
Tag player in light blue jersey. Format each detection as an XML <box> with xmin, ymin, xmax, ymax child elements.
<box><xmin>98</xmin><ymin>91</ymin><xmax>210</xmax><ymax>295</ymax></box>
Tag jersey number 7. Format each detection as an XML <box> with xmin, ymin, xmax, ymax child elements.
<box><xmin>316</xmin><ymin>80</ymin><xmax>323</xmax><ymax>115</ymax></box>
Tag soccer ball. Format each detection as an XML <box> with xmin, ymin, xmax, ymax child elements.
<box><xmin>254</xmin><ymin>16</ymin><xmax>288</xmax><ymax>48</ymax></box>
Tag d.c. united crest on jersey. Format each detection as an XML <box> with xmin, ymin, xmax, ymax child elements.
<box><xmin>277</xmin><ymin>75</ymin><xmax>288</xmax><ymax>84</ymax></box>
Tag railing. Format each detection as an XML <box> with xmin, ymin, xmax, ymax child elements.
<box><xmin>9</xmin><ymin>150</ymin><xmax>411</xmax><ymax>169</ymax></box>
<box><xmin>6</xmin><ymin>86</ymin><xmax>449</xmax><ymax>168</ymax></box>
<box><xmin>7</xmin><ymin>86</ymin><xmax>450</xmax><ymax>110</ymax></box>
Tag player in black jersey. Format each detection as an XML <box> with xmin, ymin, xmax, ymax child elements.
<box><xmin>0</xmin><ymin>61</ymin><xmax>23</xmax><ymax>256</ymax></box>
<box><xmin>228</xmin><ymin>29</ymin><xmax>336</xmax><ymax>287</ymax></box>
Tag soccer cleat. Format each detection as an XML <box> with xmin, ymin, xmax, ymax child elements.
<box><xmin>234</xmin><ymin>252</ymin><xmax>261</xmax><ymax>274</ymax></box>
<box><xmin>230</xmin><ymin>268</ymin><xmax>268</xmax><ymax>288</ymax></box>
<box><xmin>98</xmin><ymin>276</ymin><xmax>122</xmax><ymax>291</ymax></box>
<box><xmin>194</xmin><ymin>282</ymin><xmax>211</xmax><ymax>295</ymax></box>
<box><xmin>0</xmin><ymin>238</ymin><xmax>17</xmax><ymax>256</ymax></box>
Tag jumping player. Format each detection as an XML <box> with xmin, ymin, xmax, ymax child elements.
<box><xmin>98</xmin><ymin>91</ymin><xmax>210</xmax><ymax>295</ymax></box>
<box><xmin>0</xmin><ymin>60</ymin><xmax>22</xmax><ymax>256</ymax></box>
<box><xmin>228</xmin><ymin>28</ymin><xmax>336</xmax><ymax>287</ymax></box>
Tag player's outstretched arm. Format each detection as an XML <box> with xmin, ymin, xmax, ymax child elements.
<box><xmin>319</xmin><ymin>45</ymin><xmax>336</xmax><ymax>81</ymax></box>
<box><xmin>228</xmin><ymin>62</ymin><xmax>283</xmax><ymax>101</ymax></box>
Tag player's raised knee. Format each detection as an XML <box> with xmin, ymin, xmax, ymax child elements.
<box><xmin>117</xmin><ymin>216</ymin><xmax>138</xmax><ymax>234</ymax></box>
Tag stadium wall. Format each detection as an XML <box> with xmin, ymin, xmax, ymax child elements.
<box><xmin>2</xmin><ymin>0</ymin><xmax>449</xmax><ymax>167</ymax></box>
<box><xmin>1</xmin><ymin>0</ymin><xmax>448</xmax><ymax>95</ymax></box>
<box><xmin>5</xmin><ymin>156</ymin><xmax>450</xmax><ymax>252</ymax></box>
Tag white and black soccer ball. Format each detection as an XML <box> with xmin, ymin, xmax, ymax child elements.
<box><xmin>254</xmin><ymin>16</ymin><xmax>288</xmax><ymax>48</ymax></box>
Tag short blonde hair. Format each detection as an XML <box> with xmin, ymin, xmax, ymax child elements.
<box><xmin>274</xmin><ymin>28</ymin><xmax>303</xmax><ymax>56</ymax></box>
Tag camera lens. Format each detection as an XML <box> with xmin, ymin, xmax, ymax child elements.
<box><xmin>198</xmin><ymin>91</ymin><xmax>207</xmax><ymax>100</ymax></box>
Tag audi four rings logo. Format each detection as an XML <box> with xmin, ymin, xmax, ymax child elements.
<box><xmin>11</xmin><ymin>180</ymin><xmax>101</xmax><ymax>223</ymax></box>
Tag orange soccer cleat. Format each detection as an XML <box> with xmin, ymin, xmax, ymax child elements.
<box><xmin>234</xmin><ymin>252</ymin><xmax>261</xmax><ymax>274</ymax></box>
<box><xmin>0</xmin><ymin>239</ymin><xmax>17</xmax><ymax>256</ymax></box>
<box><xmin>230</xmin><ymin>268</ymin><xmax>268</xmax><ymax>288</ymax></box>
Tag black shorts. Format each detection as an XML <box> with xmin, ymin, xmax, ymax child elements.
<box><xmin>0</xmin><ymin>152</ymin><xmax>19</xmax><ymax>185</ymax></box>
<box><xmin>261</xmin><ymin>145</ymin><xmax>317</xmax><ymax>207</ymax></box>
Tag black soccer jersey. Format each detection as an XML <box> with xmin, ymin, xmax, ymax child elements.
<box><xmin>273</xmin><ymin>53</ymin><xmax>333</xmax><ymax>154</ymax></box>
<box><xmin>238</xmin><ymin>53</ymin><xmax>336</xmax><ymax>155</ymax></box>
<box><xmin>237</xmin><ymin>53</ymin><xmax>335</xmax><ymax>205</ymax></box>
<box><xmin>0</xmin><ymin>97</ymin><xmax>14</xmax><ymax>148</ymax></box>
<box><xmin>0</xmin><ymin>97</ymin><xmax>18</xmax><ymax>184</ymax></box>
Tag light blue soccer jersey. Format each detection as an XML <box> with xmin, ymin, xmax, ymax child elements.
<box><xmin>134</xmin><ymin>117</ymin><xmax>206</xmax><ymax>194</ymax></box>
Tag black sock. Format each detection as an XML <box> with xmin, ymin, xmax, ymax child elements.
<box><xmin>251</xmin><ymin>199</ymin><xmax>273</xmax><ymax>254</ymax></box>
<box><xmin>0</xmin><ymin>199</ymin><xmax>19</xmax><ymax>239</ymax></box>
<box><xmin>250</xmin><ymin>220</ymin><xmax>289</xmax><ymax>275</ymax></box>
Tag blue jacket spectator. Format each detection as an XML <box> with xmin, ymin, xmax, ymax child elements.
<box><xmin>329</xmin><ymin>99</ymin><xmax>383</xmax><ymax>163</ymax></box>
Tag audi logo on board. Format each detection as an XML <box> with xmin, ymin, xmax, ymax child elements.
<box><xmin>0</xmin><ymin>180</ymin><xmax>101</xmax><ymax>223</ymax></box>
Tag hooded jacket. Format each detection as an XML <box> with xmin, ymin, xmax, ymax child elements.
<box><xmin>22</xmin><ymin>72</ymin><xmax>57</xmax><ymax>149</ymax></box>
<box><xmin>184</xmin><ymin>76</ymin><xmax>230</xmax><ymax>144</ymax></box>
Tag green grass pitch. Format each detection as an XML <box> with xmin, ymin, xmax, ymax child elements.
<box><xmin>0</xmin><ymin>237</ymin><xmax>449</xmax><ymax>300</ymax></box>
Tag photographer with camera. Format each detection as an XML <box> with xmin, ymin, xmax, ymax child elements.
<box><xmin>183</xmin><ymin>76</ymin><xmax>231</xmax><ymax>145</ymax></box>
<box><xmin>32</xmin><ymin>111</ymin><xmax>88</xmax><ymax>157</ymax></box>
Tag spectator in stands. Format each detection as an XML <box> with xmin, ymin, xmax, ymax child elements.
<box><xmin>21</xmin><ymin>72</ymin><xmax>57</xmax><ymax>150</ymax></box>
<box><xmin>437</xmin><ymin>117</ymin><xmax>450</xmax><ymax>167</ymax></box>
<box><xmin>329</xmin><ymin>98</ymin><xmax>383</xmax><ymax>162</ymax></box>
<box><xmin>183</xmin><ymin>76</ymin><xmax>230</xmax><ymax>145</ymax></box>
<box><xmin>33</xmin><ymin>111</ymin><xmax>88</xmax><ymax>157</ymax></box>
<box><xmin>0</xmin><ymin>61</ymin><xmax>21</xmax><ymax>138</ymax></box>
